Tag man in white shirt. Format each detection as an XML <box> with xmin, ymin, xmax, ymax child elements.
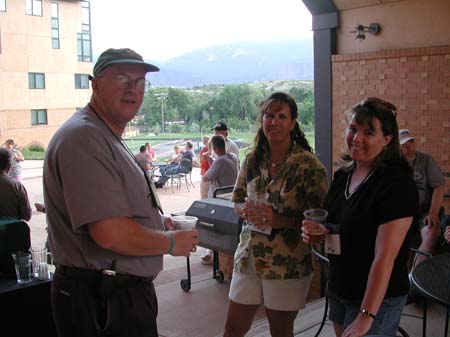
<box><xmin>211</xmin><ymin>122</ymin><xmax>240</xmax><ymax>164</ymax></box>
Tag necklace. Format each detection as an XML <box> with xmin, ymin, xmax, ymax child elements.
<box><xmin>344</xmin><ymin>169</ymin><xmax>375</xmax><ymax>200</ymax></box>
<box><xmin>268</xmin><ymin>152</ymin><xmax>290</xmax><ymax>168</ymax></box>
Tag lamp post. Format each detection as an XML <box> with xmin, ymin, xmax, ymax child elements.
<box><xmin>161</xmin><ymin>97</ymin><xmax>165</xmax><ymax>134</ymax></box>
<box><xmin>155</xmin><ymin>93</ymin><xmax>167</xmax><ymax>134</ymax></box>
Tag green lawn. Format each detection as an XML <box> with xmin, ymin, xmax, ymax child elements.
<box><xmin>21</xmin><ymin>131</ymin><xmax>315</xmax><ymax>161</ymax></box>
<box><xmin>21</xmin><ymin>148</ymin><xmax>45</xmax><ymax>160</ymax></box>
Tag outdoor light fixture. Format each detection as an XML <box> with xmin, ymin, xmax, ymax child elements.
<box><xmin>352</xmin><ymin>23</ymin><xmax>381</xmax><ymax>41</ymax></box>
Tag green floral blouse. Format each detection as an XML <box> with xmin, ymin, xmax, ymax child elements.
<box><xmin>231</xmin><ymin>143</ymin><xmax>329</xmax><ymax>280</ymax></box>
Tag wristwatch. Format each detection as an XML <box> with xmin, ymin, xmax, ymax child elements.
<box><xmin>359</xmin><ymin>308</ymin><xmax>376</xmax><ymax>319</ymax></box>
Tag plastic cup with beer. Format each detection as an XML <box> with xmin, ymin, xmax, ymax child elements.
<box><xmin>303</xmin><ymin>208</ymin><xmax>328</xmax><ymax>242</ymax></box>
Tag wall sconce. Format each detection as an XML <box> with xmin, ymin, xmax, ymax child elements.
<box><xmin>352</xmin><ymin>23</ymin><xmax>381</xmax><ymax>41</ymax></box>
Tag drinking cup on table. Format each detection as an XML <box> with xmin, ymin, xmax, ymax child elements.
<box><xmin>303</xmin><ymin>209</ymin><xmax>328</xmax><ymax>242</ymax></box>
<box><xmin>31</xmin><ymin>247</ymin><xmax>49</xmax><ymax>278</ymax></box>
<box><xmin>11</xmin><ymin>251</ymin><xmax>32</xmax><ymax>284</ymax></box>
<box><xmin>171</xmin><ymin>215</ymin><xmax>198</xmax><ymax>230</ymax></box>
<box><xmin>38</xmin><ymin>261</ymin><xmax>49</xmax><ymax>280</ymax></box>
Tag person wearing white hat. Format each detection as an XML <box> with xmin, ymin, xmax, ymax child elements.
<box><xmin>399</xmin><ymin>129</ymin><xmax>446</xmax><ymax>262</ymax></box>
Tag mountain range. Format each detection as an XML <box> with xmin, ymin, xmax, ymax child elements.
<box><xmin>146</xmin><ymin>39</ymin><xmax>314</xmax><ymax>88</ymax></box>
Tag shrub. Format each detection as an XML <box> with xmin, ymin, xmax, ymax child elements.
<box><xmin>27</xmin><ymin>141</ymin><xmax>45</xmax><ymax>152</ymax></box>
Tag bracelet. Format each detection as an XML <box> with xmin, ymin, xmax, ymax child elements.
<box><xmin>359</xmin><ymin>308</ymin><xmax>376</xmax><ymax>319</ymax></box>
<box><xmin>166</xmin><ymin>233</ymin><xmax>174</xmax><ymax>254</ymax></box>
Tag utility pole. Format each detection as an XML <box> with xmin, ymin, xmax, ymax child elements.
<box><xmin>155</xmin><ymin>93</ymin><xmax>167</xmax><ymax>134</ymax></box>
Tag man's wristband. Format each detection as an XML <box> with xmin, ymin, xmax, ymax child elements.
<box><xmin>359</xmin><ymin>308</ymin><xmax>376</xmax><ymax>319</ymax></box>
<box><xmin>166</xmin><ymin>233</ymin><xmax>174</xmax><ymax>254</ymax></box>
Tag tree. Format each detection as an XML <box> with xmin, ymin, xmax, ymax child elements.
<box><xmin>140</xmin><ymin>81</ymin><xmax>314</xmax><ymax>133</ymax></box>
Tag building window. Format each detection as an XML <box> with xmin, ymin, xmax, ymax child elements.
<box><xmin>74</xmin><ymin>74</ymin><xmax>89</xmax><ymax>89</ymax></box>
<box><xmin>31</xmin><ymin>109</ymin><xmax>47</xmax><ymax>125</ymax></box>
<box><xmin>26</xmin><ymin>0</ymin><xmax>42</xmax><ymax>16</ymax></box>
<box><xmin>28</xmin><ymin>72</ymin><xmax>45</xmax><ymax>89</ymax></box>
<box><xmin>77</xmin><ymin>1</ymin><xmax>92</xmax><ymax>62</ymax></box>
<box><xmin>77</xmin><ymin>32</ymin><xmax>91</xmax><ymax>62</ymax></box>
<box><xmin>81</xmin><ymin>1</ymin><xmax>90</xmax><ymax>32</ymax></box>
<box><xmin>51</xmin><ymin>2</ymin><xmax>59</xmax><ymax>49</ymax></box>
<box><xmin>0</xmin><ymin>0</ymin><xmax>6</xmax><ymax>12</ymax></box>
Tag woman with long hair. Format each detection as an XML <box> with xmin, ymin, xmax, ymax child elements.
<box><xmin>223</xmin><ymin>92</ymin><xmax>328</xmax><ymax>337</ymax></box>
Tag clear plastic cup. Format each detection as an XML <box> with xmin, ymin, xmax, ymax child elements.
<box><xmin>246</xmin><ymin>190</ymin><xmax>272</xmax><ymax>235</ymax></box>
<box><xmin>171</xmin><ymin>215</ymin><xmax>198</xmax><ymax>230</ymax></box>
<box><xmin>30</xmin><ymin>247</ymin><xmax>49</xmax><ymax>278</ymax></box>
<box><xmin>303</xmin><ymin>209</ymin><xmax>328</xmax><ymax>239</ymax></box>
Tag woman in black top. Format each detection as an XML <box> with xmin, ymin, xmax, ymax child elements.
<box><xmin>302</xmin><ymin>98</ymin><xmax>418</xmax><ymax>337</ymax></box>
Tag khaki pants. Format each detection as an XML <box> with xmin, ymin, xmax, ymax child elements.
<box><xmin>200</xmin><ymin>179</ymin><xmax>211</xmax><ymax>199</ymax></box>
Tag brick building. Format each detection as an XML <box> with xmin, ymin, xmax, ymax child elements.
<box><xmin>0</xmin><ymin>0</ymin><xmax>92</xmax><ymax>148</ymax></box>
<box><xmin>303</xmin><ymin>0</ymin><xmax>450</xmax><ymax>210</ymax></box>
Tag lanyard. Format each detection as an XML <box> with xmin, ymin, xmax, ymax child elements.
<box><xmin>88</xmin><ymin>104</ymin><xmax>163</xmax><ymax>214</ymax></box>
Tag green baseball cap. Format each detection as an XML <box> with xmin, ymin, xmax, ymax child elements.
<box><xmin>92</xmin><ymin>48</ymin><xmax>159</xmax><ymax>77</ymax></box>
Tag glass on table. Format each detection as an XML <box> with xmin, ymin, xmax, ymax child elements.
<box><xmin>30</xmin><ymin>246</ymin><xmax>52</xmax><ymax>280</ymax></box>
<box><xmin>11</xmin><ymin>251</ymin><xmax>32</xmax><ymax>284</ymax></box>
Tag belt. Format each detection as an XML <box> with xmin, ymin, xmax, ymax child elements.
<box><xmin>55</xmin><ymin>265</ymin><xmax>154</xmax><ymax>287</ymax></box>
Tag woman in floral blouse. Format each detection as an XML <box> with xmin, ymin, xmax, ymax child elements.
<box><xmin>223</xmin><ymin>92</ymin><xmax>329</xmax><ymax>337</ymax></box>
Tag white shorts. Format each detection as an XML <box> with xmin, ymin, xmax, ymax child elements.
<box><xmin>228</xmin><ymin>254</ymin><xmax>313</xmax><ymax>311</ymax></box>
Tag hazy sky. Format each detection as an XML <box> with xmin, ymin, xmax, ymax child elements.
<box><xmin>90</xmin><ymin>0</ymin><xmax>312</xmax><ymax>62</ymax></box>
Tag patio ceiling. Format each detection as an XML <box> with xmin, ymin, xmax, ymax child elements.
<box><xmin>303</xmin><ymin>0</ymin><xmax>411</xmax><ymax>14</ymax></box>
<box><xmin>332</xmin><ymin>0</ymin><xmax>407</xmax><ymax>11</ymax></box>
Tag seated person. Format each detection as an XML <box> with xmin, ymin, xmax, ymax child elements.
<box><xmin>145</xmin><ymin>142</ymin><xmax>157</xmax><ymax>161</ymax></box>
<box><xmin>418</xmin><ymin>214</ymin><xmax>450</xmax><ymax>259</ymax></box>
<box><xmin>399</xmin><ymin>129</ymin><xmax>447</xmax><ymax>264</ymax></box>
<box><xmin>0</xmin><ymin>148</ymin><xmax>32</xmax><ymax>277</ymax></box>
<box><xmin>0</xmin><ymin>148</ymin><xmax>32</xmax><ymax>224</ymax></box>
<box><xmin>135</xmin><ymin>145</ymin><xmax>152</xmax><ymax>171</ymax></box>
<box><xmin>170</xmin><ymin>144</ymin><xmax>182</xmax><ymax>163</ymax></box>
<box><xmin>155</xmin><ymin>142</ymin><xmax>195</xmax><ymax>188</ymax></box>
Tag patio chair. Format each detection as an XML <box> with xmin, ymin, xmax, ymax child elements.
<box><xmin>311</xmin><ymin>245</ymin><xmax>410</xmax><ymax>337</ymax></box>
<box><xmin>164</xmin><ymin>158</ymin><xmax>193</xmax><ymax>193</ymax></box>
<box><xmin>0</xmin><ymin>221</ymin><xmax>31</xmax><ymax>278</ymax></box>
<box><xmin>185</xmin><ymin>166</ymin><xmax>195</xmax><ymax>189</ymax></box>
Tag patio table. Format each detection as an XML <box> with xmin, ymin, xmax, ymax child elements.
<box><xmin>410</xmin><ymin>252</ymin><xmax>450</xmax><ymax>337</ymax></box>
<box><xmin>0</xmin><ymin>277</ymin><xmax>57</xmax><ymax>336</ymax></box>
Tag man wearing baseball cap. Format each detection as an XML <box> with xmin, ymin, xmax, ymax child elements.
<box><xmin>44</xmin><ymin>48</ymin><xmax>198</xmax><ymax>337</ymax></box>
<box><xmin>210</xmin><ymin>122</ymin><xmax>240</xmax><ymax>161</ymax></box>
<box><xmin>399</xmin><ymin>129</ymin><xmax>446</xmax><ymax>263</ymax></box>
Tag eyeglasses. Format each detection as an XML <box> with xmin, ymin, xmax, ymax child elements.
<box><xmin>95</xmin><ymin>74</ymin><xmax>146</xmax><ymax>91</ymax></box>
